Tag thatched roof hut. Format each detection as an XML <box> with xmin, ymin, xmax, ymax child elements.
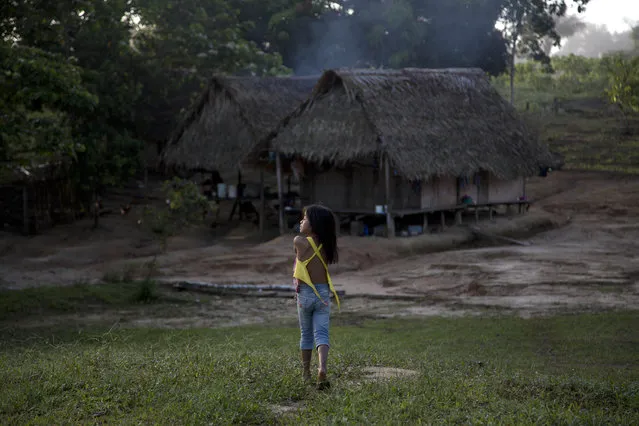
<box><xmin>258</xmin><ymin>68</ymin><xmax>553</xmax><ymax>180</ymax></box>
<box><xmin>161</xmin><ymin>75</ymin><xmax>317</xmax><ymax>172</ymax></box>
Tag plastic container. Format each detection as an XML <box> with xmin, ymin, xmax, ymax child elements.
<box><xmin>408</xmin><ymin>225</ymin><xmax>423</xmax><ymax>236</ymax></box>
<box><xmin>216</xmin><ymin>183</ymin><xmax>227</xmax><ymax>199</ymax></box>
<box><xmin>227</xmin><ymin>184</ymin><xmax>237</xmax><ymax>199</ymax></box>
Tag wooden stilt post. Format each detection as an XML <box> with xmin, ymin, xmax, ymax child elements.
<box><xmin>455</xmin><ymin>209</ymin><xmax>463</xmax><ymax>225</ymax></box>
<box><xmin>46</xmin><ymin>183</ymin><xmax>51</xmax><ymax>227</ymax></box>
<box><xmin>475</xmin><ymin>207</ymin><xmax>479</xmax><ymax>223</ymax></box>
<box><xmin>489</xmin><ymin>206</ymin><xmax>494</xmax><ymax>221</ymax></box>
<box><xmin>228</xmin><ymin>169</ymin><xmax>242</xmax><ymax>221</ymax></box>
<box><xmin>345</xmin><ymin>165</ymin><xmax>353</xmax><ymax>210</ymax></box>
<box><xmin>422</xmin><ymin>213</ymin><xmax>428</xmax><ymax>232</ymax></box>
<box><xmin>384</xmin><ymin>155</ymin><xmax>395</xmax><ymax>239</ymax></box>
<box><xmin>275</xmin><ymin>152</ymin><xmax>285</xmax><ymax>235</ymax></box>
<box><xmin>440</xmin><ymin>211</ymin><xmax>446</xmax><ymax>231</ymax></box>
<box><xmin>259</xmin><ymin>169</ymin><xmax>265</xmax><ymax>237</ymax></box>
<box><xmin>520</xmin><ymin>176</ymin><xmax>527</xmax><ymax>215</ymax></box>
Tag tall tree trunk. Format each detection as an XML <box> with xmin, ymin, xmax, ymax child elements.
<box><xmin>93</xmin><ymin>190</ymin><xmax>99</xmax><ymax>229</ymax></box>
<box><xmin>510</xmin><ymin>37</ymin><xmax>517</xmax><ymax>106</ymax></box>
<box><xmin>144</xmin><ymin>157</ymin><xmax>149</xmax><ymax>202</ymax></box>
<box><xmin>259</xmin><ymin>169</ymin><xmax>265</xmax><ymax>238</ymax></box>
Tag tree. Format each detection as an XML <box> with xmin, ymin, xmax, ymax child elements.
<box><xmin>141</xmin><ymin>178</ymin><xmax>210</xmax><ymax>252</ymax></box>
<box><xmin>253</xmin><ymin>0</ymin><xmax>508</xmax><ymax>75</ymax></box>
<box><xmin>0</xmin><ymin>0</ymin><xmax>286</xmax><ymax>211</ymax></box>
<box><xmin>408</xmin><ymin>0</ymin><xmax>507</xmax><ymax>75</ymax></box>
<box><xmin>0</xmin><ymin>0</ymin><xmax>146</xmax><ymax>205</ymax></box>
<box><xmin>132</xmin><ymin>0</ymin><xmax>286</xmax><ymax>76</ymax></box>
<box><xmin>604</xmin><ymin>53</ymin><xmax>639</xmax><ymax>132</ymax></box>
<box><xmin>129</xmin><ymin>0</ymin><xmax>289</xmax><ymax>166</ymax></box>
<box><xmin>552</xmin><ymin>54</ymin><xmax>608</xmax><ymax>93</ymax></box>
<box><xmin>499</xmin><ymin>0</ymin><xmax>590</xmax><ymax>104</ymax></box>
<box><xmin>0</xmin><ymin>43</ymin><xmax>97</xmax><ymax>174</ymax></box>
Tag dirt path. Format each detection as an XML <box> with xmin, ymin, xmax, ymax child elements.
<box><xmin>1</xmin><ymin>171</ymin><xmax>639</xmax><ymax>320</ymax></box>
<box><xmin>334</xmin><ymin>172</ymin><xmax>639</xmax><ymax>315</ymax></box>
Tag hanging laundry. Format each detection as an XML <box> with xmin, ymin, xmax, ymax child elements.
<box><xmin>459</xmin><ymin>176</ymin><xmax>469</xmax><ymax>189</ymax></box>
<box><xmin>461</xmin><ymin>194</ymin><xmax>474</xmax><ymax>205</ymax></box>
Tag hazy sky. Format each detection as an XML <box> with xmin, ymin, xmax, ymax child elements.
<box><xmin>575</xmin><ymin>0</ymin><xmax>639</xmax><ymax>32</ymax></box>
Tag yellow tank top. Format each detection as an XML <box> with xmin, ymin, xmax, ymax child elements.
<box><xmin>293</xmin><ymin>237</ymin><xmax>340</xmax><ymax>310</ymax></box>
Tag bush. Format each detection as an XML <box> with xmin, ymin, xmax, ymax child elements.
<box><xmin>132</xmin><ymin>279</ymin><xmax>158</xmax><ymax>303</ymax></box>
<box><xmin>141</xmin><ymin>177</ymin><xmax>209</xmax><ymax>252</ymax></box>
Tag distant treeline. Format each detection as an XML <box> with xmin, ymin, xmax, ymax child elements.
<box><xmin>492</xmin><ymin>53</ymin><xmax>639</xmax><ymax>113</ymax></box>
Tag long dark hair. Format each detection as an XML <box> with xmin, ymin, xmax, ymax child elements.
<box><xmin>305</xmin><ymin>204</ymin><xmax>338</xmax><ymax>264</ymax></box>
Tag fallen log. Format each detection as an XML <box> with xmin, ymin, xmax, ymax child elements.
<box><xmin>469</xmin><ymin>226</ymin><xmax>532</xmax><ymax>246</ymax></box>
<box><xmin>166</xmin><ymin>280</ymin><xmax>346</xmax><ymax>297</ymax></box>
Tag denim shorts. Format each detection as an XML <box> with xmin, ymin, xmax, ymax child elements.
<box><xmin>297</xmin><ymin>283</ymin><xmax>331</xmax><ymax>350</ymax></box>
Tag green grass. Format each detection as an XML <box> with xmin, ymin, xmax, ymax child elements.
<box><xmin>536</xmin><ymin>113</ymin><xmax>639</xmax><ymax>174</ymax></box>
<box><xmin>0</xmin><ymin>284</ymin><xmax>637</xmax><ymax>425</ymax></box>
<box><xmin>491</xmin><ymin>80</ymin><xmax>639</xmax><ymax>175</ymax></box>
<box><xmin>493</xmin><ymin>83</ymin><xmax>603</xmax><ymax>113</ymax></box>
<box><xmin>0</xmin><ymin>280</ymin><xmax>164</xmax><ymax>321</ymax></box>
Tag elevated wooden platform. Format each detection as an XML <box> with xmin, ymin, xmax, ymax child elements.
<box><xmin>280</xmin><ymin>199</ymin><xmax>533</xmax><ymax>236</ymax></box>
<box><xmin>322</xmin><ymin>199</ymin><xmax>532</xmax><ymax>218</ymax></box>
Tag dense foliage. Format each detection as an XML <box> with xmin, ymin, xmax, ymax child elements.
<box><xmin>605</xmin><ymin>54</ymin><xmax>639</xmax><ymax>115</ymax></box>
<box><xmin>0</xmin><ymin>0</ymin><xmax>288</xmax><ymax>203</ymax></box>
<box><xmin>491</xmin><ymin>53</ymin><xmax>639</xmax><ymax>113</ymax></box>
<box><xmin>0</xmin><ymin>45</ymin><xmax>97</xmax><ymax>168</ymax></box>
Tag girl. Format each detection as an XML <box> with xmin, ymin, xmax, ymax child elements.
<box><xmin>293</xmin><ymin>205</ymin><xmax>340</xmax><ymax>390</ymax></box>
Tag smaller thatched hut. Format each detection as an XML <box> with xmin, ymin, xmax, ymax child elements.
<box><xmin>161</xmin><ymin>75</ymin><xmax>318</xmax><ymax>176</ymax></box>
<box><xmin>253</xmin><ymin>67</ymin><xmax>554</xmax><ymax>236</ymax></box>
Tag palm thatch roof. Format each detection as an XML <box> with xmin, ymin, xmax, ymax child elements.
<box><xmin>259</xmin><ymin>68</ymin><xmax>553</xmax><ymax>180</ymax></box>
<box><xmin>161</xmin><ymin>75</ymin><xmax>317</xmax><ymax>172</ymax></box>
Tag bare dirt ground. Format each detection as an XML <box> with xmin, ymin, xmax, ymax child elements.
<box><xmin>1</xmin><ymin>170</ymin><xmax>638</xmax><ymax>326</ymax></box>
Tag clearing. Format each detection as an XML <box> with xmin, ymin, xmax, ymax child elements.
<box><xmin>1</xmin><ymin>170</ymin><xmax>638</xmax><ymax>324</ymax></box>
